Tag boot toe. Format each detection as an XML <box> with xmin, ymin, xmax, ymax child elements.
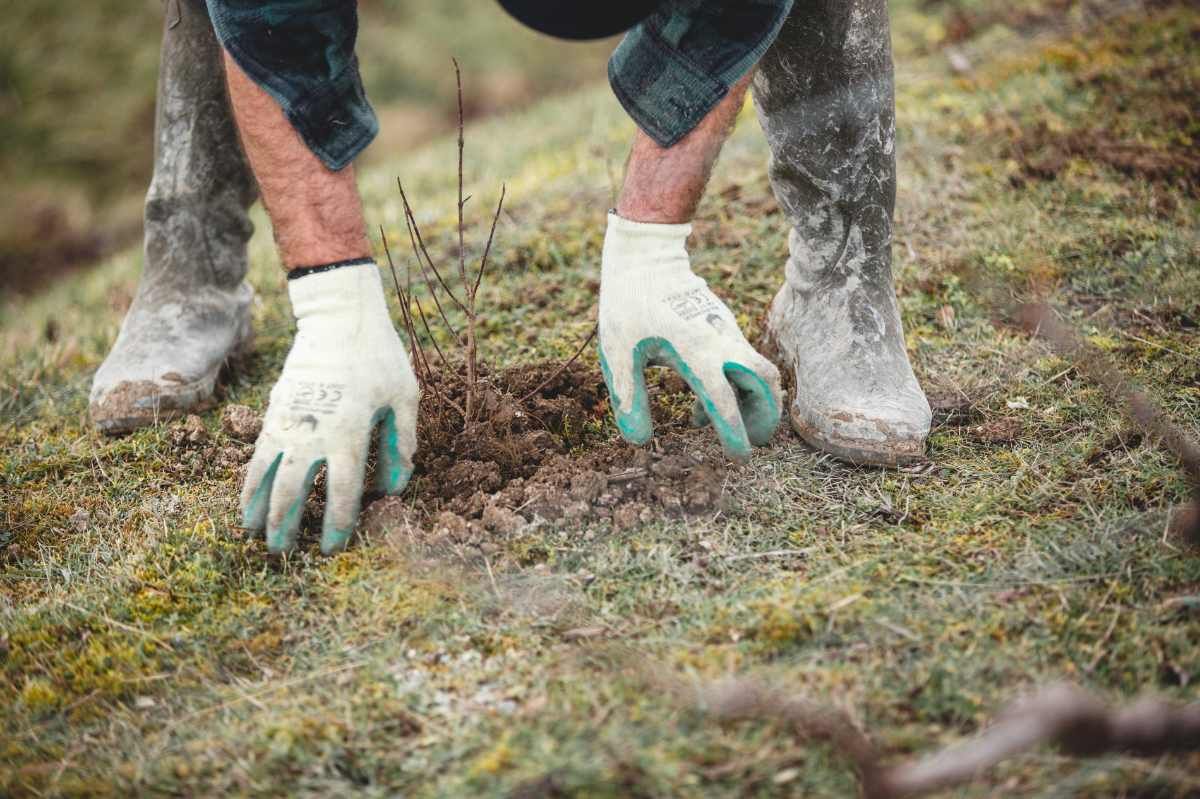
<box><xmin>89</xmin><ymin>285</ymin><xmax>253</xmax><ymax>434</ymax></box>
<box><xmin>791</xmin><ymin>391</ymin><xmax>931</xmax><ymax>467</ymax></box>
<box><xmin>90</xmin><ymin>374</ymin><xmax>215</xmax><ymax>434</ymax></box>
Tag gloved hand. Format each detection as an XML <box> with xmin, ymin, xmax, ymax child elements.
<box><xmin>598</xmin><ymin>212</ymin><xmax>783</xmax><ymax>461</ymax></box>
<box><xmin>241</xmin><ymin>261</ymin><xmax>419</xmax><ymax>554</ymax></box>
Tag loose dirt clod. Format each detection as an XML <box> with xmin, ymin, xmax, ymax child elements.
<box><xmin>221</xmin><ymin>404</ymin><xmax>261</xmax><ymax>442</ymax></box>
<box><xmin>972</xmin><ymin>417</ymin><xmax>1023</xmax><ymax>444</ymax></box>
<box><xmin>482</xmin><ymin>504</ymin><xmax>526</xmax><ymax>535</ymax></box>
<box><xmin>171</xmin><ymin>414</ymin><xmax>208</xmax><ymax>447</ymax></box>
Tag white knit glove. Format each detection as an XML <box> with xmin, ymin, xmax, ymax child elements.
<box><xmin>598</xmin><ymin>212</ymin><xmax>782</xmax><ymax>461</ymax></box>
<box><xmin>241</xmin><ymin>261</ymin><xmax>419</xmax><ymax>554</ymax></box>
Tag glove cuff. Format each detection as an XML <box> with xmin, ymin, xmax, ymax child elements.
<box><xmin>602</xmin><ymin>212</ymin><xmax>692</xmax><ymax>282</ymax></box>
<box><xmin>287</xmin><ymin>259</ymin><xmax>391</xmax><ymax>323</ymax></box>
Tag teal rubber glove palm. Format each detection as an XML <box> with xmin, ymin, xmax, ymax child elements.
<box><xmin>240</xmin><ymin>262</ymin><xmax>419</xmax><ymax>554</ymax></box>
<box><xmin>598</xmin><ymin>212</ymin><xmax>783</xmax><ymax>461</ymax></box>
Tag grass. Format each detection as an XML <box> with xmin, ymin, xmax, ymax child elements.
<box><xmin>2</xmin><ymin>0</ymin><xmax>1200</xmax><ymax>796</ymax></box>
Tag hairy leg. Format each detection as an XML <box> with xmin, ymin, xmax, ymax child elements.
<box><xmin>616</xmin><ymin>71</ymin><xmax>754</xmax><ymax>224</ymax></box>
<box><xmin>222</xmin><ymin>52</ymin><xmax>370</xmax><ymax>269</ymax></box>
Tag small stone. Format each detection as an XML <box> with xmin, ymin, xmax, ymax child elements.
<box><xmin>612</xmin><ymin>503</ymin><xmax>651</xmax><ymax>531</ymax></box>
<box><xmin>221</xmin><ymin>404</ymin><xmax>262</xmax><ymax>442</ymax></box>
<box><xmin>69</xmin><ymin>509</ymin><xmax>91</xmax><ymax>533</ymax></box>
<box><xmin>432</xmin><ymin>511</ymin><xmax>470</xmax><ymax>542</ymax></box>
<box><xmin>563</xmin><ymin>501</ymin><xmax>591</xmax><ymax>520</ymax></box>
<box><xmin>569</xmin><ymin>470</ymin><xmax>608</xmax><ymax>503</ymax></box>
<box><xmin>177</xmin><ymin>414</ymin><xmax>208</xmax><ymax>446</ymax></box>
<box><xmin>482</xmin><ymin>504</ymin><xmax>527</xmax><ymax>535</ymax></box>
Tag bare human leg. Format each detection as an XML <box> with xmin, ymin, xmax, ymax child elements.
<box><xmin>617</xmin><ymin>71</ymin><xmax>755</xmax><ymax>224</ymax></box>
<box><xmin>221</xmin><ymin>52</ymin><xmax>370</xmax><ymax>270</ymax></box>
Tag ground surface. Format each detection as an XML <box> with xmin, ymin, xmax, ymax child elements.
<box><xmin>2</xmin><ymin>1</ymin><xmax>1200</xmax><ymax>796</ymax></box>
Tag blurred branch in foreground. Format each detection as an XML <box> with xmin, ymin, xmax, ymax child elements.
<box><xmin>691</xmin><ymin>678</ymin><xmax>1200</xmax><ymax>798</ymax></box>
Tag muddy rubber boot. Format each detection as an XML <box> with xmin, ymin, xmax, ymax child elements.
<box><xmin>753</xmin><ymin>0</ymin><xmax>930</xmax><ymax>466</ymax></box>
<box><xmin>90</xmin><ymin>0</ymin><xmax>258</xmax><ymax>434</ymax></box>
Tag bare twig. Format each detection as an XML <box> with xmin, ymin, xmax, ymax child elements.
<box><xmin>452</xmin><ymin>58</ymin><xmax>479</xmax><ymax>426</ymax></box>
<box><xmin>379</xmin><ymin>227</ymin><xmax>423</xmax><ymax>373</ymax></box>
<box><xmin>518</xmin><ymin>325</ymin><xmax>598</xmax><ymax>404</ymax></box>
<box><xmin>474</xmin><ymin>184</ymin><xmax>506</xmax><ymax>298</ymax></box>
<box><xmin>397</xmin><ymin>178</ymin><xmax>467</xmax><ymax>322</ymax></box>
<box><xmin>381</xmin><ymin>226</ymin><xmax>464</xmax><ymax>420</ymax></box>
<box><xmin>454</xmin><ymin>57</ymin><xmax>468</xmax><ymax>297</ymax></box>
<box><xmin>384</xmin><ymin>62</ymin><xmax>593</xmax><ymax>433</ymax></box>
<box><xmin>397</xmin><ymin>209</ymin><xmax>459</xmax><ymax>371</ymax></box>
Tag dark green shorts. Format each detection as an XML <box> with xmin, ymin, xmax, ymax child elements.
<box><xmin>608</xmin><ymin>0</ymin><xmax>792</xmax><ymax>148</ymax></box>
<box><xmin>206</xmin><ymin>0</ymin><xmax>792</xmax><ymax>170</ymax></box>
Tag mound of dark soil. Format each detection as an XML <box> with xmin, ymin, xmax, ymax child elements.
<box><xmin>362</xmin><ymin>360</ymin><xmax>728</xmax><ymax>545</ymax></box>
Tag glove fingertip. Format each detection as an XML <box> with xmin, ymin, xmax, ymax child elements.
<box><xmin>374</xmin><ymin>407</ymin><xmax>414</xmax><ymax>496</ymax></box>
<box><xmin>320</xmin><ymin>526</ymin><xmax>354</xmax><ymax>555</ymax></box>
<box><xmin>241</xmin><ymin>452</ymin><xmax>282</xmax><ymax>532</ymax></box>
<box><xmin>599</xmin><ymin>342</ymin><xmax>654</xmax><ymax>445</ymax></box>
<box><xmin>692</xmin><ymin>382</ymin><xmax>753</xmax><ymax>461</ymax></box>
<box><xmin>265</xmin><ymin>459</ymin><xmax>323</xmax><ymax>554</ymax></box>
<box><xmin>266</xmin><ymin>500</ymin><xmax>303</xmax><ymax>555</ymax></box>
<box><xmin>724</xmin><ymin>362</ymin><xmax>783</xmax><ymax>448</ymax></box>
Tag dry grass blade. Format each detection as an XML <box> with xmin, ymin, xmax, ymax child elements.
<box><xmin>380</xmin><ymin>225</ymin><xmax>464</xmax><ymax>420</ymax></box>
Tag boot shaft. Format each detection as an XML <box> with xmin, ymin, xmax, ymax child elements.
<box><xmin>752</xmin><ymin>0</ymin><xmax>896</xmax><ymax>292</ymax></box>
<box><xmin>143</xmin><ymin>0</ymin><xmax>257</xmax><ymax>293</ymax></box>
